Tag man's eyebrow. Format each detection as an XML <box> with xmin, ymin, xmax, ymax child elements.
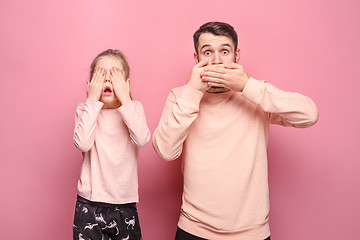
<box><xmin>200</xmin><ymin>44</ymin><xmax>211</xmax><ymax>50</ymax></box>
<box><xmin>200</xmin><ymin>43</ymin><xmax>233</xmax><ymax>50</ymax></box>
<box><xmin>221</xmin><ymin>43</ymin><xmax>232</xmax><ymax>48</ymax></box>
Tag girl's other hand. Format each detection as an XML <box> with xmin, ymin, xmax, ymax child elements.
<box><xmin>87</xmin><ymin>68</ymin><xmax>105</xmax><ymax>100</ymax></box>
<box><xmin>110</xmin><ymin>67</ymin><xmax>131</xmax><ymax>105</ymax></box>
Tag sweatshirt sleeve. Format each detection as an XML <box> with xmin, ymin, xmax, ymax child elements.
<box><xmin>152</xmin><ymin>85</ymin><xmax>203</xmax><ymax>161</ymax></box>
<box><xmin>73</xmin><ymin>99</ymin><xmax>104</xmax><ymax>152</ymax></box>
<box><xmin>242</xmin><ymin>77</ymin><xmax>319</xmax><ymax>127</ymax></box>
<box><xmin>118</xmin><ymin>100</ymin><xmax>151</xmax><ymax>148</ymax></box>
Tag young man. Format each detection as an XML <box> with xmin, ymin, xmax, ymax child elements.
<box><xmin>153</xmin><ymin>22</ymin><xmax>318</xmax><ymax>240</ymax></box>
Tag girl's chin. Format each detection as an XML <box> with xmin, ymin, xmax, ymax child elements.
<box><xmin>100</xmin><ymin>95</ymin><xmax>115</xmax><ymax>101</ymax></box>
<box><xmin>100</xmin><ymin>98</ymin><xmax>121</xmax><ymax>108</ymax></box>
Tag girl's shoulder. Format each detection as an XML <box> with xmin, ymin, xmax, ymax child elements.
<box><xmin>76</xmin><ymin>102</ymin><xmax>86</xmax><ymax>111</ymax></box>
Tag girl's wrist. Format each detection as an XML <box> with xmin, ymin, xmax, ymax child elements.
<box><xmin>87</xmin><ymin>95</ymin><xmax>100</xmax><ymax>101</ymax></box>
<box><xmin>119</xmin><ymin>94</ymin><xmax>131</xmax><ymax>105</ymax></box>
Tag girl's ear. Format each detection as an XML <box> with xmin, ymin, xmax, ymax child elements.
<box><xmin>126</xmin><ymin>79</ymin><xmax>132</xmax><ymax>100</ymax></box>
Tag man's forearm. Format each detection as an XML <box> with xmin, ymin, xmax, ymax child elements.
<box><xmin>152</xmin><ymin>86</ymin><xmax>203</xmax><ymax>160</ymax></box>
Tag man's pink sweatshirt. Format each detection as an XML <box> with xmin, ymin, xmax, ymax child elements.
<box><xmin>153</xmin><ymin>78</ymin><xmax>318</xmax><ymax>239</ymax></box>
<box><xmin>73</xmin><ymin>99</ymin><xmax>150</xmax><ymax>204</ymax></box>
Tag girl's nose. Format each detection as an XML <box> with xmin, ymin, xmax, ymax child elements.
<box><xmin>104</xmin><ymin>72</ymin><xmax>111</xmax><ymax>82</ymax></box>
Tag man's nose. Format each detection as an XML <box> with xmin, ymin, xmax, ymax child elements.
<box><xmin>212</xmin><ymin>52</ymin><xmax>223</xmax><ymax>65</ymax></box>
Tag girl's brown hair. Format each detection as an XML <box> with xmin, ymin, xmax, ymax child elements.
<box><xmin>89</xmin><ymin>49</ymin><xmax>130</xmax><ymax>79</ymax></box>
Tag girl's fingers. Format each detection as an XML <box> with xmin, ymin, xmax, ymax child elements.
<box><xmin>91</xmin><ymin>68</ymin><xmax>102</xmax><ymax>83</ymax></box>
<box><xmin>99</xmin><ymin>73</ymin><xmax>105</xmax><ymax>86</ymax></box>
<box><xmin>110</xmin><ymin>68</ymin><xmax>116</xmax><ymax>80</ymax></box>
<box><xmin>111</xmin><ymin>67</ymin><xmax>125</xmax><ymax>82</ymax></box>
<box><xmin>110</xmin><ymin>75</ymin><xmax>115</xmax><ymax>84</ymax></box>
<box><xmin>96</xmin><ymin>68</ymin><xmax>105</xmax><ymax>85</ymax></box>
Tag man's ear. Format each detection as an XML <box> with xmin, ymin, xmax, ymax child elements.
<box><xmin>126</xmin><ymin>79</ymin><xmax>130</xmax><ymax>88</ymax></box>
<box><xmin>194</xmin><ymin>52</ymin><xmax>199</xmax><ymax>64</ymax></box>
<box><xmin>235</xmin><ymin>48</ymin><xmax>241</xmax><ymax>63</ymax></box>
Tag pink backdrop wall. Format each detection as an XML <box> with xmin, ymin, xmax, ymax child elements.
<box><xmin>1</xmin><ymin>0</ymin><xmax>359</xmax><ymax>239</ymax></box>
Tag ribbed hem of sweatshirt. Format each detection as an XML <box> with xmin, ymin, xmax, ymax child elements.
<box><xmin>78</xmin><ymin>192</ymin><xmax>139</xmax><ymax>205</ymax></box>
<box><xmin>178</xmin><ymin>214</ymin><xmax>270</xmax><ymax>240</ymax></box>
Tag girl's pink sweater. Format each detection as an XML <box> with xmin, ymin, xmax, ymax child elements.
<box><xmin>74</xmin><ymin>99</ymin><xmax>150</xmax><ymax>204</ymax></box>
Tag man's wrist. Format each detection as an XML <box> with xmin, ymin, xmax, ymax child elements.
<box><xmin>186</xmin><ymin>83</ymin><xmax>205</xmax><ymax>93</ymax></box>
<box><xmin>240</xmin><ymin>77</ymin><xmax>249</xmax><ymax>92</ymax></box>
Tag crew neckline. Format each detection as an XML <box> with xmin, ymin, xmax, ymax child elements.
<box><xmin>203</xmin><ymin>89</ymin><xmax>235</xmax><ymax>100</ymax></box>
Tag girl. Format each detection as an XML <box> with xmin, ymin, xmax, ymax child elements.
<box><xmin>73</xmin><ymin>49</ymin><xmax>150</xmax><ymax>240</ymax></box>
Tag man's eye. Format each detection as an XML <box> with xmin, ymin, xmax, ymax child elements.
<box><xmin>204</xmin><ymin>51</ymin><xmax>211</xmax><ymax>55</ymax></box>
<box><xmin>222</xmin><ymin>50</ymin><xmax>229</xmax><ymax>54</ymax></box>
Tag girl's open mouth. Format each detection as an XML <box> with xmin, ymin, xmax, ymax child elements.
<box><xmin>103</xmin><ymin>86</ymin><xmax>112</xmax><ymax>95</ymax></box>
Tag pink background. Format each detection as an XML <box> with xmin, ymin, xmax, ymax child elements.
<box><xmin>1</xmin><ymin>0</ymin><xmax>359</xmax><ymax>239</ymax></box>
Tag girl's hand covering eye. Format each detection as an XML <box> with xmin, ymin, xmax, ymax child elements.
<box><xmin>110</xmin><ymin>67</ymin><xmax>131</xmax><ymax>105</ymax></box>
<box><xmin>87</xmin><ymin>67</ymin><xmax>105</xmax><ymax>100</ymax></box>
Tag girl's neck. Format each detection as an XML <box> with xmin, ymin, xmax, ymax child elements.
<box><xmin>102</xmin><ymin>101</ymin><xmax>121</xmax><ymax>109</ymax></box>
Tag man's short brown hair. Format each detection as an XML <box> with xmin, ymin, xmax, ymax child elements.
<box><xmin>193</xmin><ymin>22</ymin><xmax>238</xmax><ymax>53</ymax></box>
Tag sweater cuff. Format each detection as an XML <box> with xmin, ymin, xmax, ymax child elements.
<box><xmin>118</xmin><ymin>99</ymin><xmax>136</xmax><ymax>109</ymax></box>
<box><xmin>85</xmin><ymin>98</ymin><xmax>104</xmax><ymax>108</ymax></box>
<box><xmin>180</xmin><ymin>85</ymin><xmax>204</xmax><ymax>107</ymax></box>
<box><xmin>242</xmin><ymin>77</ymin><xmax>264</xmax><ymax>102</ymax></box>
<box><xmin>117</xmin><ymin>100</ymin><xmax>140</xmax><ymax>114</ymax></box>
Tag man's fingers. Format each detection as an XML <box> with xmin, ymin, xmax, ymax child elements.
<box><xmin>202</xmin><ymin>71</ymin><xmax>225</xmax><ymax>79</ymax></box>
<box><xmin>202</xmin><ymin>76</ymin><xmax>225</xmax><ymax>84</ymax></box>
<box><xmin>225</xmin><ymin>62</ymin><xmax>240</xmax><ymax>69</ymax></box>
<box><xmin>204</xmin><ymin>65</ymin><xmax>226</xmax><ymax>74</ymax></box>
<box><xmin>207</xmin><ymin>82</ymin><xmax>225</xmax><ymax>88</ymax></box>
<box><xmin>196</xmin><ymin>58</ymin><xmax>209</xmax><ymax>68</ymax></box>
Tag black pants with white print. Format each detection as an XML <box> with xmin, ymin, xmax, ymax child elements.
<box><xmin>73</xmin><ymin>195</ymin><xmax>142</xmax><ymax>240</ymax></box>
